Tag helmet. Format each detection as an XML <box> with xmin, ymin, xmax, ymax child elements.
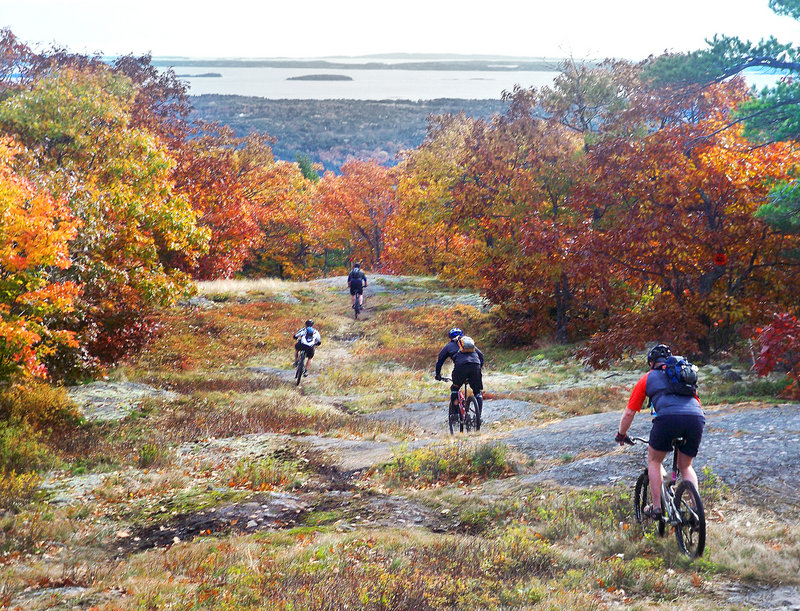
<box><xmin>448</xmin><ymin>327</ymin><xmax>463</xmax><ymax>339</ymax></box>
<box><xmin>353</xmin><ymin>262</ymin><xmax>361</xmax><ymax>269</ymax></box>
<box><xmin>305</xmin><ymin>319</ymin><xmax>314</xmax><ymax>328</ymax></box>
<box><xmin>647</xmin><ymin>344</ymin><xmax>672</xmax><ymax>367</ymax></box>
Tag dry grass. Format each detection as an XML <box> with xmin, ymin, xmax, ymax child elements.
<box><xmin>534</xmin><ymin>385</ymin><xmax>630</xmax><ymax>416</ymax></box>
<box><xmin>196</xmin><ymin>277</ymin><xmax>304</xmax><ymax>296</ymax></box>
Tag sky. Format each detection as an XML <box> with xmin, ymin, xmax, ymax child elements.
<box><xmin>2</xmin><ymin>0</ymin><xmax>798</xmax><ymax>60</ymax></box>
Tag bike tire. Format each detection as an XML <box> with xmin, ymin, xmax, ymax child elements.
<box><xmin>354</xmin><ymin>302</ymin><xmax>359</xmax><ymax>320</ymax></box>
<box><xmin>634</xmin><ymin>470</ymin><xmax>666</xmax><ymax>537</ymax></box>
<box><xmin>464</xmin><ymin>396</ymin><xmax>478</xmax><ymax>432</ymax></box>
<box><xmin>674</xmin><ymin>480</ymin><xmax>706</xmax><ymax>558</ymax></box>
<box><xmin>448</xmin><ymin>408</ymin><xmax>458</xmax><ymax>435</ymax></box>
<box><xmin>295</xmin><ymin>354</ymin><xmax>305</xmax><ymax>386</ymax></box>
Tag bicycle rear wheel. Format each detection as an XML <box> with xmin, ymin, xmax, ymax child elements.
<box><xmin>464</xmin><ymin>396</ymin><xmax>478</xmax><ymax>432</ymax></box>
<box><xmin>634</xmin><ymin>470</ymin><xmax>666</xmax><ymax>537</ymax></box>
<box><xmin>448</xmin><ymin>407</ymin><xmax>459</xmax><ymax>435</ymax></box>
<box><xmin>295</xmin><ymin>354</ymin><xmax>305</xmax><ymax>386</ymax></box>
<box><xmin>674</xmin><ymin>480</ymin><xmax>706</xmax><ymax>557</ymax></box>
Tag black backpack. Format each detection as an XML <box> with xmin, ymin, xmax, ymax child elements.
<box><xmin>662</xmin><ymin>355</ymin><xmax>698</xmax><ymax>396</ymax></box>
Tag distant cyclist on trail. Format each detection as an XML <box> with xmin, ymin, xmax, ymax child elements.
<box><xmin>615</xmin><ymin>344</ymin><xmax>705</xmax><ymax>520</ymax></box>
<box><xmin>347</xmin><ymin>262</ymin><xmax>368</xmax><ymax>312</ymax></box>
<box><xmin>293</xmin><ymin>319</ymin><xmax>321</xmax><ymax>377</ymax></box>
<box><xmin>435</xmin><ymin>328</ymin><xmax>485</xmax><ymax>430</ymax></box>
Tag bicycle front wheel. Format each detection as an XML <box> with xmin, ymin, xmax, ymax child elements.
<box><xmin>634</xmin><ymin>470</ymin><xmax>665</xmax><ymax>537</ymax></box>
<box><xmin>674</xmin><ymin>480</ymin><xmax>706</xmax><ymax>557</ymax></box>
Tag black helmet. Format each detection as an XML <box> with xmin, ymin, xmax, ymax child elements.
<box><xmin>305</xmin><ymin>319</ymin><xmax>314</xmax><ymax>328</ymax></box>
<box><xmin>647</xmin><ymin>344</ymin><xmax>671</xmax><ymax>367</ymax></box>
<box><xmin>353</xmin><ymin>262</ymin><xmax>361</xmax><ymax>269</ymax></box>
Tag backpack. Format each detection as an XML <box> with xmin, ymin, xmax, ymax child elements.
<box><xmin>662</xmin><ymin>355</ymin><xmax>698</xmax><ymax>396</ymax></box>
<box><xmin>458</xmin><ymin>336</ymin><xmax>476</xmax><ymax>353</ymax></box>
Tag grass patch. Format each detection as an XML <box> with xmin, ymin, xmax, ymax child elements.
<box><xmin>382</xmin><ymin>441</ymin><xmax>512</xmax><ymax>486</ymax></box>
<box><xmin>535</xmin><ymin>385</ymin><xmax>629</xmax><ymax>415</ymax></box>
<box><xmin>224</xmin><ymin>455</ymin><xmax>308</xmax><ymax>491</ymax></box>
<box><xmin>702</xmin><ymin>377</ymin><xmax>787</xmax><ymax>405</ymax></box>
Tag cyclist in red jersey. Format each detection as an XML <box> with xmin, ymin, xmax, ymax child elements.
<box><xmin>615</xmin><ymin>344</ymin><xmax>706</xmax><ymax>519</ymax></box>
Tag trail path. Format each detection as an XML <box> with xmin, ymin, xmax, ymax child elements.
<box><xmin>41</xmin><ymin>274</ymin><xmax>800</xmax><ymax>611</ymax></box>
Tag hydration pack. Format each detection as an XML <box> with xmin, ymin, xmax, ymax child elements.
<box><xmin>458</xmin><ymin>336</ymin><xmax>476</xmax><ymax>353</ymax></box>
<box><xmin>662</xmin><ymin>355</ymin><xmax>698</xmax><ymax>396</ymax></box>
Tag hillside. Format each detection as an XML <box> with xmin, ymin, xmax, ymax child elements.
<box><xmin>2</xmin><ymin>276</ymin><xmax>798</xmax><ymax>610</ymax></box>
<box><xmin>190</xmin><ymin>96</ymin><xmax>509</xmax><ymax>171</ymax></box>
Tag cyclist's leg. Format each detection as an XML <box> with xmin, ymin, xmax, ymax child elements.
<box><xmin>351</xmin><ymin>288</ymin><xmax>357</xmax><ymax>308</ymax></box>
<box><xmin>677</xmin><ymin>415</ymin><xmax>704</xmax><ymax>489</ymax></box>
<box><xmin>647</xmin><ymin>446</ymin><xmax>669</xmax><ymax>510</ymax></box>
<box><xmin>304</xmin><ymin>346</ymin><xmax>316</xmax><ymax>373</ymax></box>
<box><xmin>450</xmin><ymin>366</ymin><xmax>466</xmax><ymax>413</ymax></box>
<box><xmin>358</xmin><ymin>287</ymin><xmax>364</xmax><ymax>307</ymax></box>
<box><xmin>466</xmin><ymin>364</ymin><xmax>484</xmax><ymax>427</ymax></box>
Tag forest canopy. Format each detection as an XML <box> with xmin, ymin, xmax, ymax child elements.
<box><xmin>0</xmin><ymin>13</ymin><xmax>799</xmax><ymax>391</ymax></box>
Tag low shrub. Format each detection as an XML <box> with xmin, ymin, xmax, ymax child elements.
<box><xmin>383</xmin><ymin>441</ymin><xmax>512</xmax><ymax>486</ymax></box>
<box><xmin>225</xmin><ymin>456</ymin><xmax>306</xmax><ymax>490</ymax></box>
<box><xmin>0</xmin><ymin>381</ymin><xmax>80</xmax><ymax>430</ymax></box>
<box><xmin>0</xmin><ymin>419</ymin><xmax>53</xmax><ymax>473</ymax></box>
<box><xmin>137</xmin><ymin>442</ymin><xmax>172</xmax><ymax>469</ymax></box>
<box><xmin>0</xmin><ymin>469</ymin><xmax>42</xmax><ymax>509</ymax></box>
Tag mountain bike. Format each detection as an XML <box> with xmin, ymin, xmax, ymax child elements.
<box><xmin>439</xmin><ymin>377</ymin><xmax>479</xmax><ymax>434</ymax></box>
<box><xmin>623</xmin><ymin>436</ymin><xmax>706</xmax><ymax>557</ymax></box>
<box><xmin>353</xmin><ymin>297</ymin><xmax>362</xmax><ymax>320</ymax></box>
<box><xmin>294</xmin><ymin>352</ymin><xmax>307</xmax><ymax>386</ymax></box>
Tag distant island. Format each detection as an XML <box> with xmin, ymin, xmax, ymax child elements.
<box><xmin>287</xmin><ymin>74</ymin><xmax>353</xmax><ymax>81</ymax></box>
<box><xmin>176</xmin><ymin>72</ymin><xmax>222</xmax><ymax>78</ymax></box>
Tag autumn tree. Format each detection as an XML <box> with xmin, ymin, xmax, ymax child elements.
<box><xmin>0</xmin><ymin>67</ymin><xmax>207</xmax><ymax>369</ymax></box>
<box><xmin>580</xmin><ymin>81</ymin><xmax>800</xmax><ymax>365</ymax></box>
<box><xmin>386</xmin><ymin>113</ymin><xmax>478</xmax><ymax>277</ymax></box>
<box><xmin>0</xmin><ymin>137</ymin><xmax>79</xmax><ymax>381</ymax></box>
<box><xmin>317</xmin><ymin>160</ymin><xmax>397</xmax><ymax>267</ymax></box>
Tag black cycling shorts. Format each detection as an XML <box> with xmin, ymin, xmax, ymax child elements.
<box><xmin>349</xmin><ymin>284</ymin><xmax>363</xmax><ymax>295</ymax></box>
<box><xmin>451</xmin><ymin>362</ymin><xmax>483</xmax><ymax>393</ymax></box>
<box><xmin>294</xmin><ymin>342</ymin><xmax>316</xmax><ymax>359</ymax></box>
<box><xmin>649</xmin><ymin>414</ymin><xmax>705</xmax><ymax>457</ymax></box>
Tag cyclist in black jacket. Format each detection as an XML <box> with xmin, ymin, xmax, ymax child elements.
<box><xmin>435</xmin><ymin>328</ymin><xmax>485</xmax><ymax>429</ymax></box>
<box><xmin>347</xmin><ymin>263</ymin><xmax>367</xmax><ymax>311</ymax></box>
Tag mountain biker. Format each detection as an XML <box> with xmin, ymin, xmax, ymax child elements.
<box><xmin>615</xmin><ymin>343</ymin><xmax>705</xmax><ymax>519</ymax></box>
<box><xmin>293</xmin><ymin>319</ymin><xmax>322</xmax><ymax>377</ymax></box>
<box><xmin>347</xmin><ymin>262</ymin><xmax>368</xmax><ymax>312</ymax></box>
<box><xmin>435</xmin><ymin>328</ymin><xmax>485</xmax><ymax>430</ymax></box>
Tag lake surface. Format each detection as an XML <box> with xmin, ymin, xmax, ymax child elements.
<box><xmin>169</xmin><ymin>64</ymin><xmax>783</xmax><ymax>101</ymax></box>
<box><xmin>171</xmin><ymin>65</ymin><xmax>562</xmax><ymax>100</ymax></box>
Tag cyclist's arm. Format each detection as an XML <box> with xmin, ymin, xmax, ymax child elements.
<box><xmin>618</xmin><ymin>408</ymin><xmax>636</xmax><ymax>438</ymax></box>
<box><xmin>476</xmin><ymin>347</ymin><xmax>484</xmax><ymax>367</ymax></box>
<box><xmin>314</xmin><ymin>330</ymin><xmax>322</xmax><ymax>345</ymax></box>
<box><xmin>626</xmin><ymin>373</ymin><xmax>649</xmax><ymax>412</ymax></box>
<box><xmin>435</xmin><ymin>345</ymin><xmax>450</xmax><ymax>377</ymax></box>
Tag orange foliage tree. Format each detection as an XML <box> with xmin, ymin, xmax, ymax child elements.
<box><xmin>0</xmin><ymin>68</ymin><xmax>207</xmax><ymax>371</ymax></box>
<box><xmin>580</xmin><ymin>80</ymin><xmax>800</xmax><ymax>364</ymax></box>
<box><xmin>0</xmin><ymin>137</ymin><xmax>79</xmax><ymax>381</ymax></box>
<box><xmin>386</xmin><ymin>114</ymin><xmax>480</xmax><ymax>279</ymax></box>
<box><xmin>317</xmin><ymin>160</ymin><xmax>397</xmax><ymax>267</ymax></box>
